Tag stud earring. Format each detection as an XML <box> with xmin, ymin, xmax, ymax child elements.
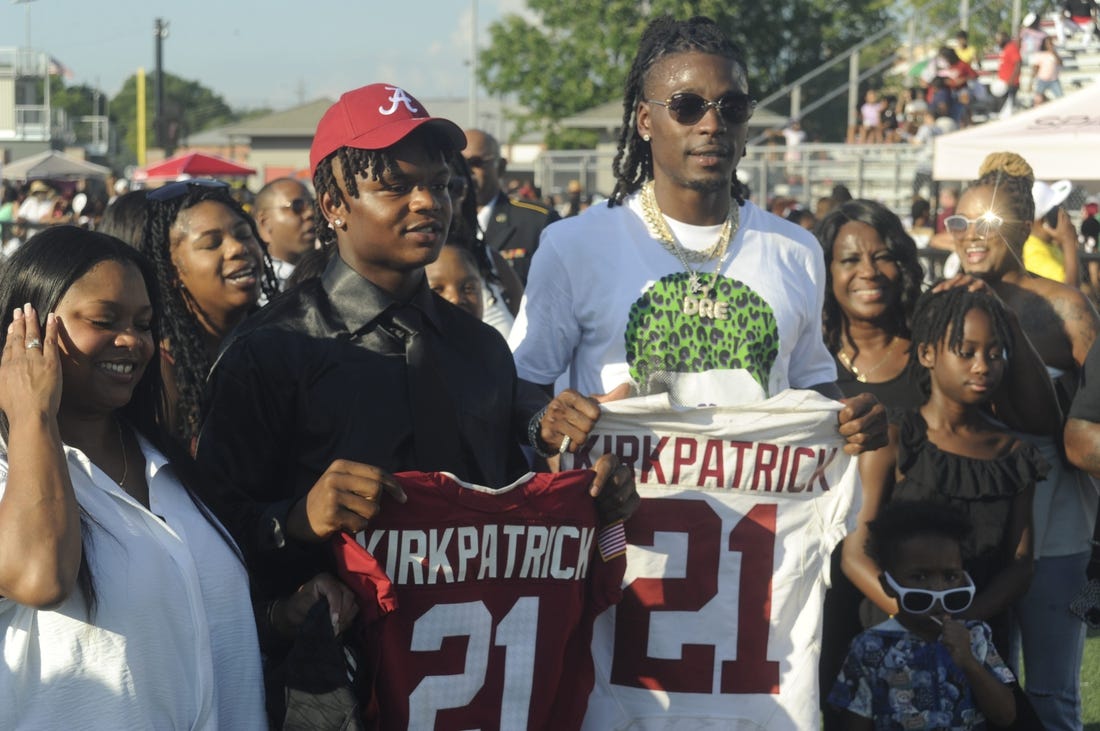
<box><xmin>332</xmin><ymin>218</ymin><xmax>344</xmax><ymax>228</ymax></box>
<box><xmin>642</xmin><ymin>134</ymin><xmax>651</xmax><ymax>142</ymax></box>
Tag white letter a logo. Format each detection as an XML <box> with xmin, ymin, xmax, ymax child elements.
<box><xmin>379</xmin><ymin>86</ymin><xmax>420</xmax><ymax>116</ymax></box>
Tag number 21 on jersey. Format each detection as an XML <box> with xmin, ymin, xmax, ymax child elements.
<box><xmin>408</xmin><ymin>597</ymin><xmax>539</xmax><ymax>728</ymax></box>
<box><xmin>610</xmin><ymin>498</ymin><xmax>780</xmax><ymax>694</ymax></box>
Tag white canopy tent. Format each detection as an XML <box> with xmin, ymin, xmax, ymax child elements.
<box><xmin>933</xmin><ymin>82</ymin><xmax>1100</xmax><ymax>181</ymax></box>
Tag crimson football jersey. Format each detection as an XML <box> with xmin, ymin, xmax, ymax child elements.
<box><xmin>333</xmin><ymin>470</ymin><xmax>626</xmax><ymax>731</ymax></box>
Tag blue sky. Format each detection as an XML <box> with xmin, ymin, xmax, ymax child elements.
<box><xmin>0</xmin><ymin>0</ymin><xmax>531</xmax><ymax>110</ymax></box>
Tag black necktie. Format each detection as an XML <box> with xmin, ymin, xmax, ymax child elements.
<box><xmin>390</xmin><ymin>306</ymin><xmax>467</xmax><ymax>475</ymax></box>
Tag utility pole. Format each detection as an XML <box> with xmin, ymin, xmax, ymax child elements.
<box><xmin>469</xmin><ymin>0</ymin><xmax>478</xmax><ymax>128</ymax></box>
<box><xmin>154</xmin><ymin>18</ymin><xmax>169</xmax><ymax>152</ymax></box>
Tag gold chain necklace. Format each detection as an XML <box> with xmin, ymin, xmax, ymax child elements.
<box><xmin>640</xmin><ymin>180</ymin><xmax>739</xmax><ymax>297</ymax></box>
<box><xmin>115</xmin><ymin>418</ymin><xmax>129</xmax><ymax>488</ymax></box>
<box><xmin>837</xmin><ymin>343</ymin><xmax>898</xmax><ymax>383</ymax></box>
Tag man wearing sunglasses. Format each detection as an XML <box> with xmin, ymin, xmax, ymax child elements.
<box><xmin>508</xmin><ymin>14</ymin><xmax>886</xmax><ymax>731</ymax></box>
<box><xmin>511</xmin><ymin>14</ymin><xmax>884</xmax><ymax>442</ymax></box>
<box><xmin>253</xmin><ymin>178</ymin><xmax>317</xmax><ymax>288</ymax></box>
<box><xmin>463</xmin><ymin>128</ymin><xmax>559</xmax><ymax>284</ymax></box>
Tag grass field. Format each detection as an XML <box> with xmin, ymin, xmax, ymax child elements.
<box><xmin>1086</xmin><ymin>630</ymin><xmax>1099</xmax><ymax>730</ymax></box>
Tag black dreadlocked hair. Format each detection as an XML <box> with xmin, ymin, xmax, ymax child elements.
<box><xmin>815</xmin><ymin>199</ymin><xmax>925</xmax><ymax>356</ymax></box>
<box><xmin>311</xmin><ymin>127</ymin><xmax>456</xmax><ymax>249</ymax></box>
<box><xmin>140</xmin><ymin>185</ymin><xmax>279</xmax><ymax>445</ymax></box>
<box><xmin>907</xmin><ymin>286</ymin><xmax>1015</xmax><ymax>399</ymax></box>
<box><xmin>867</xmin><ymin>500</ymin><xmax>972</xmax><ymax>574</ymax></box>
<box><xmin>610</xmin><ymin>15</ymin><xmax>750</xmax><ymax>207</ymax></box>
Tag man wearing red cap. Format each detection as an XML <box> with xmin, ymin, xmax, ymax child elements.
<box><xmin>195</xmin><ymin>83</ymin><xmax>637</xmax><ymax>724</ymax></box>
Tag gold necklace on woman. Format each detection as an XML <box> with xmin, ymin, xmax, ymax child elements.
<box><xmin>640</xmin><ymin>180</ymin><xmax>740</xmax><ymax>300</ymax></box>
<box><xmin>115</xmin><ymin>418</ymin><xmax>129</xmax><ymax>488</ymax></box>
<box><xmin>837</xmin><ymin>343</ymin><xmax>898</xmax><ymax>383</ymax></box>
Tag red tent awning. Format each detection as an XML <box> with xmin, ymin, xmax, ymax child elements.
<box><xmin>135</xmin><ymin>152</ymin><xmax>255</xmax><ymax>180</ymax></box>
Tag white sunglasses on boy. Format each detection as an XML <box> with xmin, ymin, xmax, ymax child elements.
<box><xmin>883</xmin><ymin>571</ymin><xmax>975</xmax><ymax>615</ymax></box>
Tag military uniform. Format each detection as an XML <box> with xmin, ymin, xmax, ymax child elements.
<box><xmin>482</xmin><ymin>191</ymin><xmax>560</xmax><ymax>284</ymax></box>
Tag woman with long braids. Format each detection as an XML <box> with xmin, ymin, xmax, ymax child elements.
<box><xmin>139</xmin><ymin>181</ymin><xmax>278</xmax><ymax>447</ymax></box>
<box><xmin>0</xmin><ymin>227</ymin><xmax>266</xmax><ymax>727</ymax></box>
<box><xmin>950</xmin><ymin>151</ymin><xmax>1099</xmax><ymax>731</ymax></box>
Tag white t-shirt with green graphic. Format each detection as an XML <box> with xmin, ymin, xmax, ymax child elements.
<box><xmin>509</xmin><ymin>193</ymin><xmax>836</xmax><ymax>405</ymax></box>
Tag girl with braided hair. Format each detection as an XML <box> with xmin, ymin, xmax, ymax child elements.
<box><xmin>845</xmin><ymin>286</ymin><xmax>1048</xmax><ymax>665</ymax></box>
<box><xmin>951</xmin><ymin>151</ymin><xmax>1099</xmax><ymax>730</ymax></box>
<box><xmin>139</xmin><ymin>181</ymin><xmax>278</xmax><ymax>447</ymax></box>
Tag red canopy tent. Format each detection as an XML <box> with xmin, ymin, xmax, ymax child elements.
<box><xmin>134</xmin><ymin>152</ymin><xmax>255</xmax><ymax>181</ymax></box>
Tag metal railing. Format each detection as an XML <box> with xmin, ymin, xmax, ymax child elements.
<box><xmin>537</xmin><ymin>142</ymin><xmax>931</xmax><ymax>216</ymax></box>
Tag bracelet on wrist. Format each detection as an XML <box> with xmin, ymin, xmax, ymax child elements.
<box><xmin>527</xmin><ymin>406</ymin><xmax>557</xmax><ymax>458</ymax></box>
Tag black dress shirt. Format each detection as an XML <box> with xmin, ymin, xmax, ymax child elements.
<box><xmin>195</xmin><ymin>254</ymin><xmax>538</xmax><ymax>602</ymax></box>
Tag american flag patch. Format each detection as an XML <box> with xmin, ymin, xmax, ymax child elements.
<box><xmin>597</xmin><ymin>520</ymin><xmax>627</xmax><ymax>561</ymax></box>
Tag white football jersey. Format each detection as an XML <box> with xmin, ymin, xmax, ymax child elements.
<box><xmin>567</xmin><ymin>390</ymin><xmax>860</xmax><ymax>731</ymax></box>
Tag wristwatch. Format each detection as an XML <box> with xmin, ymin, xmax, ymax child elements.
<box><xmin>527</xmin><ymin>406</ymin><xmax>557</xmax><ymax>458</ymax></box>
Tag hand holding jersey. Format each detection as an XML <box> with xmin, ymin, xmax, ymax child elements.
<box><xmin>834</xmin><ymin>390</ymin><xmax>888</xmax><ymax>455</ymax></box>
<box><xmin>541</xmin><ymin>386</ymin><xmax>641</xmax><ymax>525</ymax></box>
<box><xmin>286</xmin><ymin>459</ymin><xmax>408</xmax><ymax>542</ymax></box>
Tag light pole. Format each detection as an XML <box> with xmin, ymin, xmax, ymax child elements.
<box><xmin>11</xmin><ymin>0</ymin><xmax>37</xmax><ymax>51</ymax></box>
<box><xmin>469</xmin><ymin>0</ymin><xmax>478</xmax><ymax>128</ymax></box>
<box><xmin>154</xmin><ymin>18</ymin><xmax>169</xmax><ymax>152</ymax></box>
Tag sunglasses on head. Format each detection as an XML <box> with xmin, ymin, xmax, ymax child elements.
<box><xmin>646</xmin><ymin>91</ymin><xmax>757</xmax><ymax>126</ymax></box>
<box><xmin>464</xmin><ymin>155</ymin><xmax>497</xmax><ymax>169</ymax></box>
<box><xmin>281</xmin><ymin>197</ymin><xmax>314</xmax><ymax>216</ymax></box>
<box><xmin>944</xmin><ymin>212</ymin><xmax>1005</xmax><ymax>237</ymax></box>
<box><xmin>883</xmin><ymin>571</ymin><xmax>975</xmax><ymax>615</ymax></box>
<box><xmin>146</xmin><ymin>178</ymin><xmax>229</xmax><ymax>202</ymax></box>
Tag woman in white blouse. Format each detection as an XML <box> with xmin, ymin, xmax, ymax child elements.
<box><xmin>0</xmin><ymin>227</ymin><xmax>267</xmax><ymax>729</ymax></box>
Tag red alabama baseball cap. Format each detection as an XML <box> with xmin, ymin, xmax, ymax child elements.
<box><xmin>309</xmin><ymin>83</ymin><xmax>466</xmax><ymax>176</ymax></box>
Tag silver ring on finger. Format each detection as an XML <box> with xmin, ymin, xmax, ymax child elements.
<box><xmin>25</xmin><ymin>338</ymin><xmax>42</xmax><ymax>350</ymax></box>
<box><xmin>559</xmin><ymin>435</ymin><xmax>572</xmax><ymax>455</ymax></box>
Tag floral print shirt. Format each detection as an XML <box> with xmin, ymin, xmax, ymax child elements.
<box><xmin>828</xmin><ymin>618</ymin><xmax>1015</xmax><ymax>730</ymax></box>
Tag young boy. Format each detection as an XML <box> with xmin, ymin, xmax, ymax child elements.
<box><xmin>828</xmin><ymin>501</ymin><xmax>1017</xmax><ymax>730</ymax></box>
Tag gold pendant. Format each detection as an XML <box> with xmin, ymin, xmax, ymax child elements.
<box><xmin>688</xmin><ymin>271</ymin><xmax>703</xmax><ymax>294</ymax></box>
<box><xmin>681</xmin><ymin>294</ymin><xmax>731</xmax><ymax>320</ymax></box>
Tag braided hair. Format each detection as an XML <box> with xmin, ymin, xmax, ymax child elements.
<box><xmin>908</xmin><ymin>286</ymin><xmax>1015</xmax><ymax>399</ymax></box>
<box><xmin>815</xmin><ymin>199</ymin><xmax>925</xmax><ymax>355</ymax></box>
<box><xmin>140</xmin><ymin>185</ymin><xmax>278</xmax><ymax>444</ymax></box>
<box><xmin>610</xmin><ymin>15</ymin><xmax>750</xmax><ymax>207</ymax></box>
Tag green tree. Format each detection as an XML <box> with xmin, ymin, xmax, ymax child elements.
<box><xmin>110</xmin><ymin>72</ymin><xmax>238</xmax><ymax>160</ymax></box>
<box><xmin>478</xmin><ymin>0</ymin><xmax>892</xmax><ymax>147</ymax></box>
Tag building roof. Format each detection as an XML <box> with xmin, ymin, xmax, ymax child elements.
<box><xmin>221</xmin><ymin>98</ymin><xmax>335</xmax><ymax>138</ymax></box>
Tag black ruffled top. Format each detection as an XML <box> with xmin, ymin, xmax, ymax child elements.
<box><xmin>890</xmin><ymin>410</ymin><xmax>1050</xmax><ymax>589</ymax></box>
